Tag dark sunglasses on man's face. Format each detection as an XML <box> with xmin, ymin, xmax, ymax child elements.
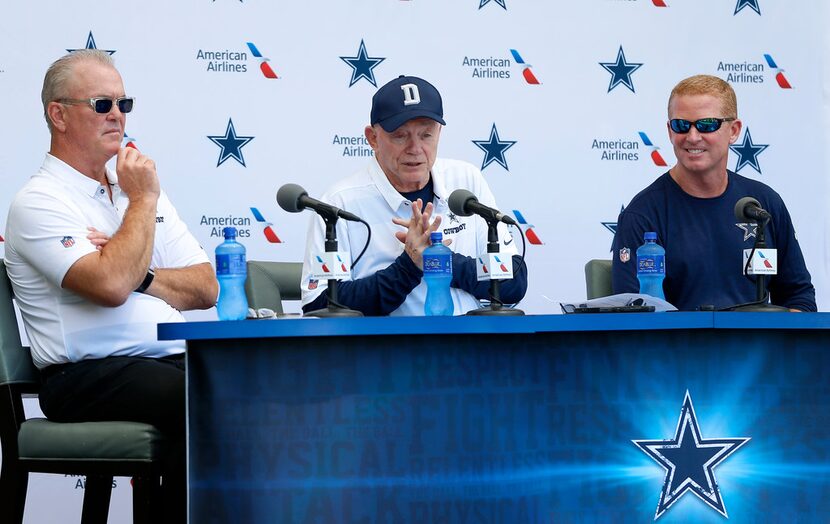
<box><xmin>669</xmin><ymin>117</ymin><xmax>735</xmax><ymax>134</ymax></box>
<box><xmin>57</xmin><ymin>96</ymin><xmax>135</xmax><ymax>114</ymax></box>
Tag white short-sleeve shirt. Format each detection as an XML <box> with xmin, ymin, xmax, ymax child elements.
<box><xmin>301</xmin><ymin>157</ymin><xmax>517</xmax><ymax>316</ymax></box>
<box><xmin>4</xmin><ymin>154</ymin><xmax>210</xmax><ymax>368</ymax></box>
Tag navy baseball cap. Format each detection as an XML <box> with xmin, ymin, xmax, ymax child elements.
<box><xmin>370</xmin><ymin>75</ymin><xmax>446</xmax><ymax>132</ymax></box>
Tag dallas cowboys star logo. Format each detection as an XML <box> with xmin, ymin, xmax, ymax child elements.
<box><xmin>601</xmin><ymin>222</ymin><xmax>618</xmax><ymax>252</ymax></box>
<box><xmin>340</xmin><ymin>40</ymin><xmax>386</xmax><ymax>87</ymax></box>
<box><xmin>602</xmin><ymin>205</ymin><xmax>624</xmax><ymax>251</ymax></box>
<box><xmin>601</xmin><ymin>221</ymin><xmax>617</xmax><ymax>235</ymax></box>
<box><xmin>67</xmin><ymin>31</ymin><xmax>115</xmax><ymax>54</ymax></box>
<box><xmin>633</xmin><ymin>391</ymin><xmax>750</xmax><ymax>520</ymax></box>
<box><xmin>730</xmin><ymin>128</ymin><xmax>769</xmax><ymax>174</ymax></box>
<box><xmin>734</xmin><ymin>0</ymin><xmax>761</xmax><ymax>15</ymax></box>
<box><xmin>479</xmin><ymin>0</ymin><xmax>507</xmax><ymax>9</ymax></box>
<box><xmin>599</xmin><ymin>46</ymin><xmax>643</xmax><ymax>93</ymax></box>
<box><xmin>736</xmin><ymin>222</ymin><xmax>758</xmax><ymax>241</ymax></box>
<box><xmin>207</xmin><ymin>118</ymin><xmax>254</xmax><ymax>167</ymax></box>
<box><xmin>472</xmin><ymin>123</ymin><xmax>516</xmax><ymax>171</ymax></box>
<box><xmin>448</xmin><ymin>212</ymin><xmax>460</xmax><ymax>224</ymax></box>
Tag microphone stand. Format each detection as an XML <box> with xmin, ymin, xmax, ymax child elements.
<box><xmin>305</xmin><ymin>215</ymin><xmax>363</xmax><ymax>318</ymax></box>
<box><xmin>731</xmin><ymin>217</ymin><xmax>787</xmax><ymax>312</ymax></box>
<box><xmin>467</xmin><ymin>220</ymin><xmax>524</xmax><ymax>316</ymax></box>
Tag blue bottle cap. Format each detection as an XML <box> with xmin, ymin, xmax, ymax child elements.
<box><xmin>430</xmin><ymin>231</ymin><xmax>443</xmax><ymax>243</ymax></box>
<box><xmin>223</xmin><ymin>227</ymin><xmax>237</xmax><ymax>239</ymax></box>
<box><xmin>644</xmin><ymin>231</ymin><xmax>657</xmax><ymax>241</ymax></box>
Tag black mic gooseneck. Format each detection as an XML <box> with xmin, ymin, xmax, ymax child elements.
<box><xmin>726</xmin><ymin>197</ymin><xmax>787</xmax><ymax>312</ymax></box>
<box><xmin>276</xmin><ymin>183</ymin><xmax>363</xmax><ymax>317</ymax></box>
<box><xmin>448</xmin><ymin>189</ymin><xmax>524</xmax><ymax>316</ymax></box>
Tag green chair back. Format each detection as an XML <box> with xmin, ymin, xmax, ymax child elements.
<box><xmin>245</xmin><ymin>261</ymin><xmax>303</xmax><ymax>315</ymax></box>
<box><xmin>0</xmin><ymin>261</ymin><xmax>39</xmax><ymax>388</ymax></box>
<box><xmin>584</xmin><ymin>259</ymin><xmax>613</xmax><ymax>299</ymax></box>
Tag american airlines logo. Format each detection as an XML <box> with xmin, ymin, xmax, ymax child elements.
<box><xmin>250</xmin><ymin>207</ymin><xmax>282</xmax><ymax>243</ymax></box>
<box><xmin>511</xmin><ymin>210</ymin><xmax>543</xmax><ymax>245</ymax></box>
<box><xmin>195</xmin><ymin>41</ymin><xmax>279</xmax><ymax>79</ymax></box>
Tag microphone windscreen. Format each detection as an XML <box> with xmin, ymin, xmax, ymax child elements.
<box><xmin>734</xmin><ymin>196</ymin><xmax>761</xmax><ymax>222</ymax></box>
<box><xmin>448</xmin><ymin>189</ymin><xmax>477</xmax><ymax>216</ymax></box>
<box><xmin>277</xmin><ymin>183</ymin><xmax>307</xmax><ymax>213</ymax></box>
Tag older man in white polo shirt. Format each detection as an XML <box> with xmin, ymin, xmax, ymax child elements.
<box><xmin>4</xmin><ymin>49</ymin><xmax>216</xmax><ymax>522</ymax></box>
<box><xmin>301</xmin><ymin>75</ymin><xmax>527</xmax><ymax>315</ymax></box>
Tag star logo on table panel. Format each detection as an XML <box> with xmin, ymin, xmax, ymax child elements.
<box><xmin>250</xmin><ymin>207</ymin><xmax>282</xmax><ymax>243</ymax></box>
<box><xmin>734</xmin><ymin>0</ymin><xmax>761</xmax><ymax>15</ymax></box>
<box><xmin>479</xmin><ymin>0</ymin><xmax>507</xmax><ymax>9</ymax></box>
<box><xmin>633</xmin><ymin>391</ymin><xmax>750</xmax><ymax>520</ymax></box>
<box><xmin>509</xmin><ymin>49</ymin><xmax>541</xmax><ymax>84</ymax></box>
<box><xmin>763</xmin><ymin>54</ymin><xmax>792</xmax><ymax>89</ymax></box>
<box><xmin>208</xmin><ymin>118</ymin><xmax>254</xmax><ymax>167</ymax></box>
<box><xmin>736</xmin><ymin>222</ymin><xmax>758</xmax><ymax>241</ymax></box>
<box><xmin>599</xmin><ymin>46</ymin><xmax>643</xmax><ymax>93</ymax></box>
<box><xmin>638</xmin><ymin>132</ymin><xmax>668</xmax><ymax>166</ymax></box>
<box><xmin>340</xmin><ymin>40</ymin><xmax>386</xmax><ymax>87</ymax></box>
<box><xmin>246</xmin><ymin>42</ymin><xmax>278</xmax><ymax>79</ymax></box>
<box><xmin>67</xmin><ymin>31</ymin><xmax>115</xmax><ymax>54</ymax></box>
<box><xmin>511</xmin><ymin>210</ymin><xmax>543</xmax><ymax>245</ymax></box>
<box><xmin>472</xmin><ymin>123</ymin><xmax>516</xmax><ymax>171</ymax></box>
<box><xmin>729</xmin><ymin>128</ymin><xmax>768</xmax><ymax>174</ymax></box>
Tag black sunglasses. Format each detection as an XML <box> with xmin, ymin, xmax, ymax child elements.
<box><xmin>669</xmin><ymin>117</ymin><xmax>735</xmax><ymax>134</ymax></box>
<box><xmin>57</xmin><ymin>96</ymin><xmax>135</xmax><ymax>114</ymax></box>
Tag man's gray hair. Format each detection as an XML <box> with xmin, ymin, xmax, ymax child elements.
<box><xmin>41</xmin><ymin>50</ymin><xmax>116</xmax><ymax>132</ymax></box>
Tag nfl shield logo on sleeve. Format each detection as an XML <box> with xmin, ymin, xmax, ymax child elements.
<box><xmin>619</xmin><ymin>247</ymin><xmax>630</xmax><ymax>263</ymax></box>
<box><xmin>60</xmin><ymin>236</ymin><xmax>75</xmax><ymax>248</ymax></box>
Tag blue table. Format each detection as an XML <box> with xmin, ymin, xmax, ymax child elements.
<box><xmin>159</xmin><ymin>313</ymin><xmax>830</xmax><ymax>523</ymax></box>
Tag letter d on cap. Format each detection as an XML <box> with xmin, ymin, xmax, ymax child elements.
<box><xmin>401</xmin><ymin>83</ymin><xmax>420</xmax><ymax>106</ymax></box>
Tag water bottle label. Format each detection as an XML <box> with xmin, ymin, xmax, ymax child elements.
<box><xmin>216</xmin><ymin>253</ymin><xmax>246</xmax><ymax>276</ymax></box>
<box><xmin>310</xmin><ymin>251</ymin><xmax>352</xmax><ymax>280</ymax></box>
<box><xmin>423</xmin><ymin>254</ymin><xmax>452</xmax><ymax>276</ymax></box>
<box><xmin>637</xmin><ymin>254</ymin><xmax>665</xmax><ymax>275</ymax></box>
<box><xmin>476</xmin><ymin>253</ymin><xmax>513</xmax><ymax>281</ymax></box>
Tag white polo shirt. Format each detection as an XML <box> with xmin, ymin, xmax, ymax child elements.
<box><xmin>4</xmin><ymin>154</ymin><xmax>210</xmax><ymax>368</ymax></box>
<box><xmin>301</xmin><ymin>157</ymin><xmax>517</xmax><ymax>316</ymax></box>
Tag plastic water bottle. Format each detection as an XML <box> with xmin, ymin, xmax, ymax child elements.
<box><xmin>215</xmin><ymin>227</ymin><xmax>248</xmax><ymax>320</ymax></box>
<box><xmin>423</xmin><ymin>231</ymin><xmax>454</xmax><ymax>316</ymax></box>
<box><xmin>636</xmin><ymin>231</ymin><xmax>665</xmax><ymax>300</ymax></box>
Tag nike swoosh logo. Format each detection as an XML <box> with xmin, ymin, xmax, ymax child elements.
<box><xmin>503</xmin><ymin>237</ymin><xmax>514</xmax><ymax>246</ymax></box>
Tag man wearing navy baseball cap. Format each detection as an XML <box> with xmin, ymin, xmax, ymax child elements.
<box><xmin>301</xmin><ymin>75</ymin><xmax>527</xmax><ymax>316</ymax></box>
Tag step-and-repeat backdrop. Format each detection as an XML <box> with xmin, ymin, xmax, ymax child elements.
<box><xmin>1</xmin><ymin>1</ymin><xmax>828</xmax><ymax>521</ymax></box>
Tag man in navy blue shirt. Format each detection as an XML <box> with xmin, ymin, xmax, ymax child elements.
<box><xmin>612</xmin><ymin>74</ymin><xmax>816</xmax><ymax>311</ymax></box>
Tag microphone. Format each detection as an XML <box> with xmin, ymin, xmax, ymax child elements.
<box><xmin>448</xmin><ymin>189</ymin><xmax>517</xmax><ymax>226</ymax></box>
<box><xmin>277</xmin><ymin>183</ymin><xmax>362</xmax><ymax>222</ymax></box>
<box><xmin>734</xmin><ymin>196</ymin><xmax>772</xmax><ymax>223</ymax></box>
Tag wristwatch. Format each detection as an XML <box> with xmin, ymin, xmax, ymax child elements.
<box><xmin>135</xmin><ymin>268</ymin><xmax>155</xmax><ymax>294</ymax></box>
